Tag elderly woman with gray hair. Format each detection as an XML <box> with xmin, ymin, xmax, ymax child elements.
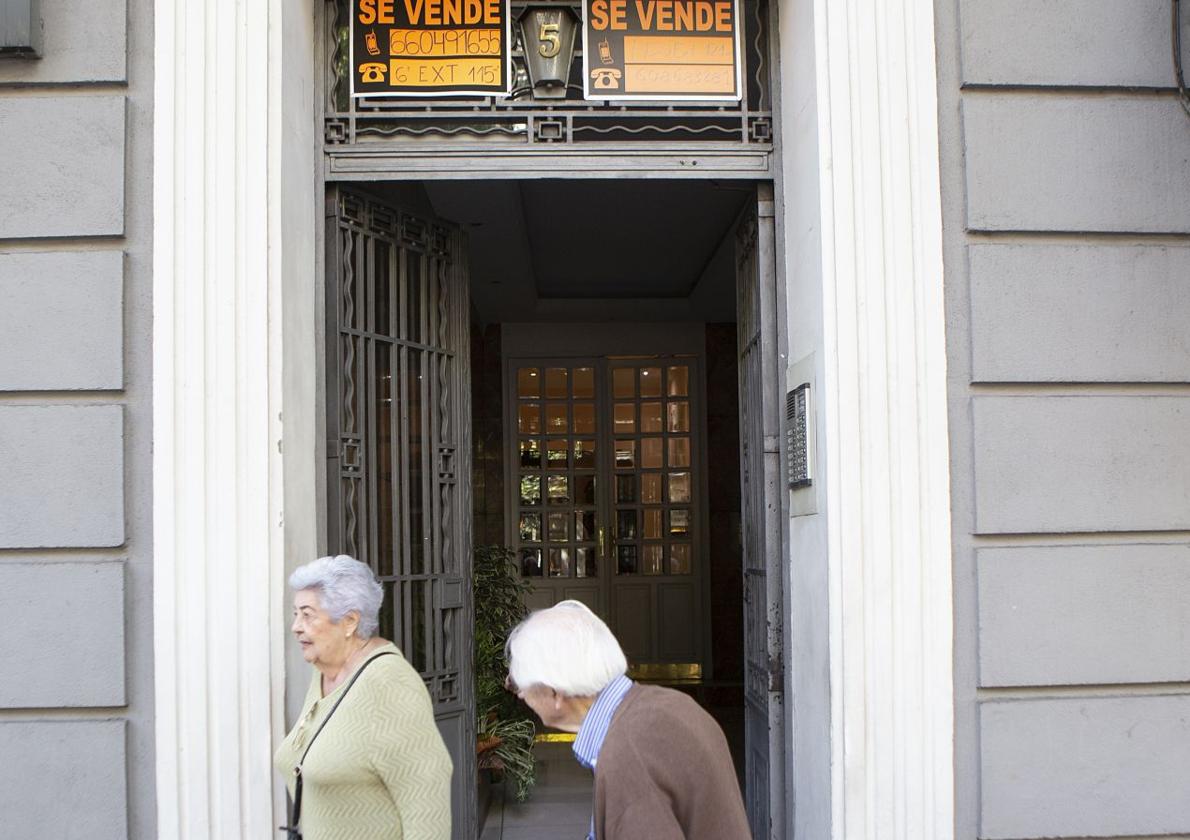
<box><xmin>506</xmin><ymin>600</ymin><xmax>750</xmax><ymax>840</ymax></box>
<box><xmin>274</xmin><ymin>555</ymin><xmax>452</xmax><ymax>840</ymax></box>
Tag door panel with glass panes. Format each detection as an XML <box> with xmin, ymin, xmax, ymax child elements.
<box><xmin>506</xmin><ymin>356</ymin><xmax>706</xmax><ymax>677</ymax></box>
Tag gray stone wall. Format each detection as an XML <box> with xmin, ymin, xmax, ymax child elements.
<box><xmin>935</xmin><ymin>1</ymin><xmax>1190</xmax><ymax>837</ymax></box>
<box><xmin>0</xmin><ymin>0</ymin><xmax>154</xmax><ymax>837</ymax></box>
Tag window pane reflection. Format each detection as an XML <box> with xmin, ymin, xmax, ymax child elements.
<box><xmin>519</xmin><ymin>513</ymin><xmax>541</xmax><ymax>542</ymax></box>
<box><xmin>643</xmin><ymin>544</ymin><xmax>664</xmax><ymax>575</ymax></box>
<box><xmin>517</xmin><ymin>367</ymin><xmax>540</xmax><ymax>398</ymax></box>
<box><xmin>521</xmin><ymin>548</ymin><xmax>543</xmax><ymax>576</ymax></box>
<box><xmin>667</xmin><ymin>437</ymin><xmax>690</xmax><ymax>468</ymax></box>
<box><xmin>576</xmin><ymin>547</ymin><xmax>596</xmax><ymax>577</ymax></box>
<box><xmin>545</xmin><ymin>368</ymin><xmax>568</xmax><ymax>399</ymax></box>
<box><xmin>613</xmin><ymin>368</ymin><xmax>635</xmax><ymax>398</ymax></box>
<box><xmin>546</xmin><ymin>403</ymin><xmax>568</xmax><ymax>434</ymax></box>
<box><xmin>617</xmin><ymin>509</ymin><xmax>637</xmax><ymax>539</ymax></box>
<box><xmin>641</xmin><ymin>367</ymin><xmax>662</xmax><ymax>397</ymax></box>
<box><xmin>575</xmin><ymin>439</ymin><xmax>596</xmax><ymax>468</ymax></box>
<box><xmin>573</xmin><ymin>367</ymin><xmax>595</xmax><ymax>398</ymax></box>
<box><xmin>667</xmin><ymin>366</ymin><xmax>689</xmax><ymax>397</ymax></box>
<box><xmin>644</xmin><ymin>508</ymin><xmax>662</xmax><ymax>539</ymax></box>
<box><xmin>547</xmin><ymin>475</ymin><xmax>570</xmax><ymax>505</ymax></box>
<box><xmin>575</xmin><ymin>511</ymin><xmax>596</xmax><ymax>541</ymax></box>
<box><xmin>519</xmin><ymin>475</ymin><xmax>541</xmax><ymax>506</ymax></box>
<box><xmin>616</xmin><ymin>475</ymin><xmax>636</xmax><ymax>503</ymax></box>
<box><xmin>547</xmin><ymin>439</ymin><xmax>569</xmax><ymax>468</ymax></box>
<box><xmin>641</xmin><ymin>473</ymin><xmax>662</xmax><ymax>504</ymax></box>
<box><xmin>548</xmin><ymin>512</ymin><xmax>569</xmax><ymax>541</ymax></box>
<box><xmin>617</xmin><ymin>544</ymin><xmax>638</xmax><ymax>574</ymax></box>
<box><xmin>667</xmin><ymin>401</ymin><xmax>690</xmax><ymax>432</ymax></box>
<box><xmin>642</xmin><ymin>437</ymin><xmax>663</xmax><ymax>469</ymax></box>
<box><xmin>614</xmin><ymin>403</ymin><xmax>636</xmax><ymax>433</ymax></box>
<box><xmin>548</xmin><ymin>548</ymin><xmax>571</xmax><ymax>577</ymax></box>
<box><xmin>519</xmin><ymin>438</ymin><xmax>541</xmax><ymax>468</ymax></box>
<box><xmin>518</xmin><ymin>403</ymin><xmax>541</xmax><ymax>434</ymax></box>
<box><xmin>668</xmin><ymin>472</ymin><xmax>691</xmax><ymax>503</ymax></box>
<box><xmin>669</xmin><ymin>544</ymin><xmax>691</xmax><ymax>574</ymax></box>
<box><xmin>670</xmin><ymin>508</ymin><xmax>690</xmax><ymax>537</ymax></box>
<box><xmin>574</xmin><ymin>474</ymin><xmax>597</xmax><ymax>505</ymax></box>
<box><xmin>573</xmin><ymin>403</ymin><xmax>595</xmax><ymax>434</ymax></box>
<box><xmin>615</xmin><ymin>440</ymin><xmax>636</xmax><ymax>468</ymax></box>
<box><xmin>641</xmin><ymin>402</ymin><xmax>663</xmax><ymax>432</ymax></box>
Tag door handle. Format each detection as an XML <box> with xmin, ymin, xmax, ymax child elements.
<box><xmin>598</xmin><ymin>526</ymin><xmax>607</xmax><ymax>560</ymax></box>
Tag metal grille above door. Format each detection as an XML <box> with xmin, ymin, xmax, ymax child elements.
<box><xmin>326</xmin><ymin>188</ymin><xmax>477</xmax><ymax>839</ymax></box>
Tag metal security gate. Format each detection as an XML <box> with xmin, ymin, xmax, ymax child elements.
<box><xmin>736</xmin><ymin>184</ymin><xmax>785</xmax><ymax>839</ymax></box>
<box><xmin>325</xmin><ymin>188</ymin><xmax>477</xmax><ymax>839</ymax></box>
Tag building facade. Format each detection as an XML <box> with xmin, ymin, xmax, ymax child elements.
<box><xmin>0</xmin><ymin>1</ymin><xmax>1187</xmax><ymax>839</ymax></box>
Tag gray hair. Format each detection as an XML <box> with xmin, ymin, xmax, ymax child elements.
<box><xmin>289</xmin><ymin>555</ymin><xmax>384</xmax><ymax>639</ymax></box>
<box><xmin>506</xmin><ymin>600</ymin><xmax>627</xmax><ymax>697</ymax></box>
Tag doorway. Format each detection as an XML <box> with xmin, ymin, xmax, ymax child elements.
<box><xmin>324</xmin><ymin>178</ymin><xmax>782</xmax><ymax>839</ymax></box>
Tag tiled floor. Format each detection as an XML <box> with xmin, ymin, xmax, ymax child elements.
<box><xmin>478</xmin><ymin>691</ymin><xmax>744</xmax><ymax>840</ymax></box>
<box><xmin>479</xmin><ymin>742</ymin><xmax>593</xmax><ymax>840</ymax></box>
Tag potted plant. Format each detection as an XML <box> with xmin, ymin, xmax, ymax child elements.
<box><xmin>473</xmin><ymin>545</ymin><xmax>537</xmax><ymax>805</ymax></box>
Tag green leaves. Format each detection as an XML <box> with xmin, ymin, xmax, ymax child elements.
<box><xmin>473</xmin><ymin>545</ymin><xmax>538</xmax><ymax>800</ymax></box>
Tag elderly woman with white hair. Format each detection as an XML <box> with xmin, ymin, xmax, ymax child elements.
<box><xmin>274</xmin><ymin>555</ymin><xmax>452</xmax><ymax>840</ymax></box>
<box><xmin>506</xmin><ymin>600</ymin><xmax>750</xmax><ymax>840</ymax></box>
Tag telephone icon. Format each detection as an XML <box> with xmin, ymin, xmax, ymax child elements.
<box><xmin>598</xmin><ymin>39</ymin><xmax>614</xmax><ymax>65</ymax></box>
<box><xmin>365</xmin><ymin>30</ymin><xmax>380</xmax><ymax>56</ymax></box>
<box><xmin>360</xmin><ymin>62</ymin><xmax>387</xmax><ymax>83</ymax></box>
<box><xmin>591</xmin><ymin>68</ymin><xmax>622</xmax><ymax>90</ymax></box>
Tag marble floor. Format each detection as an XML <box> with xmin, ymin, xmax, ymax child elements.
<box><xmin>479</xmin><ymin>742</ymin><xmax>593</xmax><ymax>840</ymax></box>
<box><xmin>477</xmin><ymin>691</ymin><xmax>744</xmax><ymax>840</ymax></box>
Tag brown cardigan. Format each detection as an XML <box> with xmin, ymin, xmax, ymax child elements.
<box><xmin>593</xmin><ymin>684</ymin><xmax>752</xmax><ymax>840</ymax></box>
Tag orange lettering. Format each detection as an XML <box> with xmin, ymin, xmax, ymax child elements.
<box><xmin>674</xmin><ymin>1</ymin><xmax>692</xmax><ymax>31</ymax></box>
<box><xmin>590</xmin><ymin>0</ymin><xmax>609</xmax><ymax>29</ymax></box>
<box><xmin>484</xmin><ymin>0</ymin><xmax>499</xmax><ymax>23</ymax></box>
<box><xmin>610</xmin><ymin>0</ymin><xmax>628</xmax><ymax>29</ymax></box>
<box><xmin>376</xmin><ymin>0</ymin><xmax>395</xmax><ymax>24</ymax></box>
<box><xmin>695</xmin><ymin>2</ymin><xmax>712</xmax><ymax>29</ymax></box>
<box><xmin>358</xmin><ymin>0</ymin><xmax>377</xmax><ymax>24</ymax></box>
<box><xmin>715</xmin><ymin>0</ymin><xmax>730</xmax><ymax>31</ymax></box>
<box><xmin>656</xmin><ymin>0</ymin><xmax>673</xmax><ymax>29</ymax></box>
<box><xmin>634</xmin><ymin>0</ymin><xmax>654</xmax><ymax>28</ymax></box>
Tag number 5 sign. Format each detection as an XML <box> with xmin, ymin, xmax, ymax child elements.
<box><xmin>516</xmin><ymin>5</ymin><xmax>580</xmax><ymax>98</ymax></box>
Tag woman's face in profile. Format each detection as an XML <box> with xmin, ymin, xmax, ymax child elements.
<box><xmin>291</xmin><ymin>588</ymin><xmax>346</xmax><ymax>667</ymax></box>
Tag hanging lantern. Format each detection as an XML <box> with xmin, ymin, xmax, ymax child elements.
<box><xmin>516</xmin><ymin>5</ymin><xmax>579</xmax><ymax>99</ymax></box>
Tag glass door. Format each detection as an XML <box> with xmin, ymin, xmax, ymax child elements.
<box><xmin>511</xmin><ymin>361</ymin><xmax>605</xmax><ymax>615</ymax></box>
<box><xmin>507</xmin><ymin>354</ymin><xmax>706</xmax><ymax>675</ymax></box>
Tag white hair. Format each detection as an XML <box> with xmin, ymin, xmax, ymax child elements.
<box><xmin>506</xmin><ymin>600</ymin><xmax>627</xmax><ymax>697</ymax></box>
<box><xmin>289</xmin><ymin>555</ymin><xmax>384</xmax><ymax>639</ymax></box>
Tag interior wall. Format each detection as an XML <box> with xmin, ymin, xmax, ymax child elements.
<box><xmin>471</xmin><ymin>322</ymin><xmax>506</xmax><ymax>548</ymax></box>
<box><xmin>706</xmin><ymin>324</ymin><xmax>744</xmax><ymax>683</ymax></box>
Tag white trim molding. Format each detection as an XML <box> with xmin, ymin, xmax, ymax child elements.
<box><xmin>152</xmin><ymin>0</ymin><xmax>294</xmax><ymax>835</ymax></box>
<box><xmin>814</xmin><ymin>0</ymin><xmax>955</xmax><ymax>838</ymax></box>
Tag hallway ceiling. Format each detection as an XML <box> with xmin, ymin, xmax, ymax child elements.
<box><xmin>423</xmin><ymin>179</ymin><xmax>748</xmax><ymax>324</ymax></box>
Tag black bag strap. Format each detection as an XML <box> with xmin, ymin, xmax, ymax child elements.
<box><xmin>280</xmin><ymin>650</ymin><xmax>397</xmax><ymax>838</ymax></box>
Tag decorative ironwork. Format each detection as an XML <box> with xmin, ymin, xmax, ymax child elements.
<box><xmin>327</xmin><ymin>189</ymin><xmax>475</xmax><ymax>750</ymax></box>
<box><xmin>322</xmin><ymin>0</ymin><xmax>772</xmax><ymax>147</ymax></box>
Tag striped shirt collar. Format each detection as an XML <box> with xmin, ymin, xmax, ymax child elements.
<box><xmin>573</xmin><ymin>674</ymin><xmax>634</xmax><ymax>770</ymax></box>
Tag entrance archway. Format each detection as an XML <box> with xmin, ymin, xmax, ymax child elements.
<box><xmin>322</xmin><ymin>177</ymin><xmax>786</xmax><ymax>838</ymax></box>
